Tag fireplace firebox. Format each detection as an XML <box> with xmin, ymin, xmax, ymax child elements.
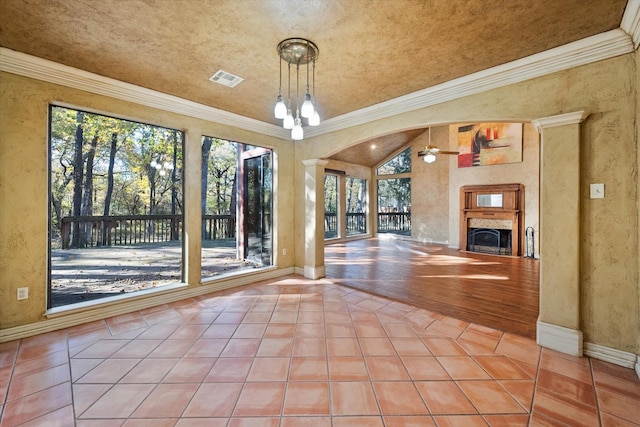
<box><xmin>467</xmin><ymin>228</ymin><xmax>512</xmax><ymax>255</ymax></box>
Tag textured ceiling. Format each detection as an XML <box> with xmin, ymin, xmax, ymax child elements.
<box><xmin>0</xmin><ymin>0</ymin><xmax>629</xmax><ymax>164</ymax></box>
<box><xmin>329</xmin><ymin>129</ymin><xmax>427</xmax><ymax>167</ymax></box>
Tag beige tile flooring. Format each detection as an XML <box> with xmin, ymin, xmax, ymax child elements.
<box><xmin>1</xmin><ymin>275</ymin><xmax>639</xmax><ymax>426</ymax></box>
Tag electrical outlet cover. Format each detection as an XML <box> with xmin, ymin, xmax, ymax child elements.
<box><xmin>590</xmin><ymin>183</ymin><xmax>604</xmax><ymax>199</ymax></box>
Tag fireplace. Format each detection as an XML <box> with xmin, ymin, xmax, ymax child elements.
<box><xmin>467</xmin><ymin>228</ymin><xmax>512</xmax><ymax>255</ymax></box>
<box><xmin>460</xmin><ymin>184</ymin><xmax>524</xmax><ymax>256</ymax></box>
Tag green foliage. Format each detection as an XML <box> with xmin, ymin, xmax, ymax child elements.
<box><xmin>376</xmin><ymin>147</ymin><xmax>412</xmax><ymax>175</ymax></box>
<box><xmin>324</xmin><ymin>174</ymin><xmax>338</xmax><ymax>213</ymax></box>
<box><xmin>378</xmin><ymin>178</ymin><xmax>411</xmax><ymax>212</ymax></box>
<box><xmin>202</xmin><ymin>137</ymin><xmax>238</xmax><ymax>215</ymax></box>
<box><xmin>49</xmin><ymin>106</ymin><xmax>184</xmax><ymax>233</ymax></box>
<box><xmin>346</xmin><ymin>177</ymin><xmax>366</xmax><ymax>213</ymax></box>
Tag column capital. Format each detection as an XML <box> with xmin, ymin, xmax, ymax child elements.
<box><xmin>302</xmin><ymin>158</ymin><xmax>329</xmax><ymax>167</ymax></box>
<box><xmin>532</xmin><ymin>111</ymin><xmax>589</xmax><ymax>131</ymax></box>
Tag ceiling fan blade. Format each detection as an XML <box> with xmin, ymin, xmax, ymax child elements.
<box><xmin>417</xmin><ymin>151</ymin><xmax>427</xmax><ymax>157</ymax></box>
<box><xmin>438</xmin><ymin>150</ymin><xmax>459</xmax><ymax>155</ymax></box>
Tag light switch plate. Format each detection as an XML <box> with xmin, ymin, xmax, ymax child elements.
<box><xmin>590</xmin><ymin>183</ymin><xmax>604</xmax><ymax>199</ymax></box>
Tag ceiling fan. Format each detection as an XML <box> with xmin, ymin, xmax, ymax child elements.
<box><xmin>417</xmin><ymin>128</ymin><xmax>459</xmax><ymax>163</ymax></box>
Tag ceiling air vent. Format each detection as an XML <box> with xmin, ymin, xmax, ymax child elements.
<box><xmin>209</xmin><ymin>70</ymin><xmax>244</xmax><ymax>88</ymax></box>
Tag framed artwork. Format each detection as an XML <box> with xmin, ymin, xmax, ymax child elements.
<box><xmin>457</xmin><ymin>122</ymin><xmax>523</xmax><ymax>168</ymax></box>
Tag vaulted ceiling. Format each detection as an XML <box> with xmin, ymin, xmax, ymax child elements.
<box><xmin>0</xmin><ymin>0</ymin><xmax>631</xmax><ymax>165</ymax></box>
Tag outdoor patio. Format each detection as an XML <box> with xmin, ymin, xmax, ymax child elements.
<box><xmin>50</xmin><ymin>239</ymin><xmax>258</xmax><ymax>307</ymax></box>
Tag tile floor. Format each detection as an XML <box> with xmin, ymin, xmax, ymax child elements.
<box><xmin>1</xmin><ymin>275</ymin><xmax>639</xmax><ymax>426</ymax></box>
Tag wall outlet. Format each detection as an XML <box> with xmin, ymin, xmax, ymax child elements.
<box><xmin>17</xmin><ymin>287</ymin><xmax>29</xmax><ymax>300</ymax></box>
<box><xmin>282</xmin><ymin>248</ymin><xmax>287</xmax><ymax>256</ymax></box>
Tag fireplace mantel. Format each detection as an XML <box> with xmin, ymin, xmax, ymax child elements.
<box><xmin>460</xmin><ymin>183</ymin><xmax>524</xmax><ymax>256</ymax></box>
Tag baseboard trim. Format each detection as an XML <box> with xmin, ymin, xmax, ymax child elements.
<box><xmin>536</xmin><ymin>319</ymin><xmax>583</xmax><ymax>357</ymax></box>
<box><xmin>584</xmin><ymin>342</ymin><xmax>638</xmax><ymax>369</ymax></box>
<box><xmin>0</xmin><ymin>267</ymin><xmax>294</xmax><ymax>343</ymax></box>
<box><xmin>303</xmin><ymin>265</ymin><xmax>326</xmax><ymax>280</ymax></box>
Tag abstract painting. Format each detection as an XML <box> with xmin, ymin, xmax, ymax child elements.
<box><xmin>457</xmin><ymin>123</ymin><xmax>523</xmax><ymax>168</ymax></box>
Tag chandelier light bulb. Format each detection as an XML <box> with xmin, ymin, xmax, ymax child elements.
<box><xmin>283</xmin><ymin>110</ymin><xmax>294</xmax><ymax>129</ymax></box>
<box><xmin>424</xmin><ymin>154</ymin><xmax>437</xmax><ymax>163</ymax></box>
<box><xmin>308</xmin><ymin>110</ymin><xmax>320</xmax><ymax>126</ymax></box>
<box><xmin>301</xmin><ymin>93</ymin><xmax>314</xmax><ymax>118</ymax></box>
<box><xmin>292</xmin><ymin>118</ymin><xmax>304</xmax><ymax>140</ymax></box>
<box><xmin>274</xmin><ymin>95</ymin><xmax>287</xmax><ymax>119</ymax></box>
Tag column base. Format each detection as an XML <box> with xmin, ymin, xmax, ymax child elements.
<box><xmin>303</xmin><ymin>265</ymin><xmax>326</xmax><ymax>280</ymax></box>
<box><xmin>537</xmin><ymin>319</ymin><xmax>583</xmax><ymax>357</ymax></box>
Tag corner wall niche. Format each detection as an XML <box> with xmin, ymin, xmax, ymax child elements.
<box><xmin>460</xmin><ymin>183</ymin><xmax>524</xmax><ymax>256</ymax></box>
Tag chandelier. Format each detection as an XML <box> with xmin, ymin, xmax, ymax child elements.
<box><xmin>274</xmin><ymin>38</ymin><xmax>319</xmax><ymax>140</ymax></box>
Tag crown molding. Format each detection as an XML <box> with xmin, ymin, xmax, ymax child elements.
<box><xmin>621</xmin><ymin>0</ymin><xmax>640</xmax><ymax>48</ymax></box>
<box><xmin>532</xmin><ymin>111</ymin><xmax>589</xmax><ymax>131</ymax></box>
<box><xmin>305</xmin><ymin>29</ymin><xmax>634</xmax><ymax>138</ymax></box>
<box><xmin>0</xmin><ymin>26</ymin><xmax>634</xmax><ymax>142</ymax></box>
<box><xmin>0</xmin><ymin>47</ymin><xmax>288</xmax><ymax>140</ymax></box>
<box><xmin>301</xmin><ymin>159</ymin><xmax>329</xmax><ymax>167</ymax></box>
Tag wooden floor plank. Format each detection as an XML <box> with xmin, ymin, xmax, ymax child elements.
<box><xmin>325</xmin><ymin>237</ymin><xmax>540</xmax><ymax>339</ymax></box>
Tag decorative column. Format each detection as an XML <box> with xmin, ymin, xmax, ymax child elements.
<box><xmin>302</xmin><ymin>159</ymin><xmax>328</xmax><ymax>279</ymax></box>
<box><xmin>532</xmin><ymin>111</ymin><xmax>588</xmax><ymax>356</ymax></box>
<box><xmin>183</xmin><ymin>129</ymin><xmax>202</xmax><ymax>286</ymax></box>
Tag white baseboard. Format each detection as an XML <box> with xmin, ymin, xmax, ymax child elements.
<box><xmin>0</xmin><ymin>267</ymin><xmax>294</xmax><ymax>343</ymax></box>
<box><xmin>584</xmin><ymin>342</ymin><xmax>638</xmax><ymax>369</ymax></box>
<box><xmin>537</xmin><ymin>319</ymin><xmax>583</xmax><ymax>357</ymax></box>
<box><xmin>303</xmin><ymin>265</ymin><xmax>326</xmax><ymax>280</ymax></box>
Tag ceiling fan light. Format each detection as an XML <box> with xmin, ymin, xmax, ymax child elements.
<box><xmin>274</xmin><ymin>95</ymin><xmax>287</xmax><ymax>119</ymax></box>
<box><xmin>283</xmin><ymin>110</ymin><xmax>294</xmax><ymax>129</ymax></box>
<box><xmin>424</xmin><ymin>153</ymin><xmax>437</xmax><ymax>163</ymax></box>
<box><xmin>308</xmin><ymin>110</ymin><xmax>320</xmax><ymax>126</ymax></box>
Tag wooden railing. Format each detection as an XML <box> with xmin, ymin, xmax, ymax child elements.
<box><xmin>346</xmin><ymin>212</ymin><xmax>367</xmax><ymax>236</ymax></box>
<box><xmin>325</xmin><ymin>212</ymin><xmax>338</xmax><ymax>238</ymax></box>
<box><xmin>202</xmin><ymin>215</ymin><xmax>236</xmax><ymax>240</ymax></box>
<box><xmin>324</xmin><ymin>212</ymin><xmax>368</xmax><ymax>238</ymax></box>
<box><xmin>377</xmin><ymin>212</ymin><xmax>411</xmax><ymax>233</ymax></box>
<box><xmin>60</xmin><ymin>214</ymin><xmax>234</xmax><ymax>249</ymax></box>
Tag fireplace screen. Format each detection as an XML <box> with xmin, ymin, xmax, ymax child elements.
<box><xmin>467</xmin><ymin>228</ymin><xmax>512</xmax><ymax>255</ymax></box>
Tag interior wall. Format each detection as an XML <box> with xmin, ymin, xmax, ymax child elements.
<box><xmin>296</xmin><ymin>53</ymin><xmax>639</xmax><ymax>355</ymax></box>
<box><xmin>447</xmin><ymin>123</ymin><xmax>540</xmax><ymax>255</ymax></box>
<box><xmin>411</xmin><ymin>126</ymin><xmax>450</xmax><ymax>244</ymax></box>
<box><xmin>0</xmin><ymin>72</ymin><xmax>295</xmax><ymax>330</ymax></box>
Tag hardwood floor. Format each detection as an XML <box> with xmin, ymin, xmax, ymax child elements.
<box><xmin>325</xmin><ymin>237</ymin><xmax>540</xmax><ymax>339</ymax></box>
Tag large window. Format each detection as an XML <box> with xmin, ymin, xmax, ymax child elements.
<box><xmin>201</xmin><ymin>137</ymin><xmax>272</xmax><ymax>279</ymax></box>
<box><xmin>324</xmin><ymin>174</ymin><xmax>339</xmax><ymax>239</ymax></box>
<box><xmin>376</xmin><ymin>148</ymin><xmax>411</xmax><ymax>235</ymax></box>
<box><xmin>49</xmin><ymin>106</ymin><xmax>183</xmax><ymax>308</ymax></box>
<box><xmin>346</xmin><ymin>177</ymin><xmax>367</xmax><ymax>236</ymax></box>
<box><xmin>376</xmin><ymin>147</ymin><xmax>411</xmax><ymax>175</ymax></box>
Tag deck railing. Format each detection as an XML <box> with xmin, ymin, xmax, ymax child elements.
<box><xmin>60</xmin><ymin>214</ymin><xmax>234</xmax><ymax>249</ymax></box>
<box><xmin>377</xmin><ymin>212</ymin><xmax>411</xmax><ymax>233</ymax></box>
<box><xmin>346</xmin><ymin>212</ymin><xmax>367</xmax><ymax>236</ymax></box>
